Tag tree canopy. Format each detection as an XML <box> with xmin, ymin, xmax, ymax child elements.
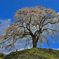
<box><xmin>0</xmin><ymin>5</ymin><xmax>59</xmax><ymax>51</ymax></box>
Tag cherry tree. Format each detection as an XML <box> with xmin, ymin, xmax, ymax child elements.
<box><xmin>0</xmin><ymin>5</ymin><xmax>59</xmax><ymax>51</ymax></box>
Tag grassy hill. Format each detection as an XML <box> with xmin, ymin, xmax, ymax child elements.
<box><xmin>1</xmin><ymin>48</ymin><xmax>59</xmax><ymax>59</ymax></box>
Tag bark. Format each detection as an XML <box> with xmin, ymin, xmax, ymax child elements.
<box><xmin>32</xmin><ymin>36</ymin><xmax>37</xmax><ymax>48</ymax></box>
<box><xmin>33</xmin><ymin>39</ymin><xmax>37</xmax><ymax>48</ymax></box>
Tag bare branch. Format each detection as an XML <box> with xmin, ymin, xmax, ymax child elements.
<box><xmin>42</xmin><ymin>28</ymin><xmax>59</xmax><ymax>33</ymax></box>
<box><xmin>42</xmin><ymin>22</ymin><xmax>57</xmax><ymax>27</ymax></box>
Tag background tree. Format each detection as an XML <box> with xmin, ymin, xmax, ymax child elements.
<box><xmin>0</xmin><ymin>5</ymin><xmax>59</xmax><ymax>51</ymax></box>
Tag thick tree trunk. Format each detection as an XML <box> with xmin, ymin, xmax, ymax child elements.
<box><xmin>33</xmin><ymin>39</ymin><xmax>37</xmax><ymax>48</ymax></box>
<box><xmin>32</xmin><ymin>35</ymin><xmax>38</xmax><ymax>48</ymax></box>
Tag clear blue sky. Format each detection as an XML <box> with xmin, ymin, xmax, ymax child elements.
<box><xmin>0</xmin><ymin>0</ymin><xmax>59</xmax><ymax>20</ymax></box>
<box><xmin>0</xmin><ymin>0</ymin><xmax>59</xmax><ymax>54</ymax></box>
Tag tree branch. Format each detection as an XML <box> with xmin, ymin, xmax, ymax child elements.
<box><xmin>0</xmin><ymin>32</ymin><xmax>24</xmax><ymax>44</ymax></box>
<box><xmin>41</xmin><ymin>28</ymin><xmax>59</xmax><ymax>33</ymax></box>
<box><xmin>42</xmin><ymin>22</ymin><xmax>57</xmax><ymax>27</ymax></box>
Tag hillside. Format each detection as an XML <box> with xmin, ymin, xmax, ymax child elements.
<box><xmin>1</xmin><ymin>48</ymin><xmax>59</xmax><ymax>59</ymax></box>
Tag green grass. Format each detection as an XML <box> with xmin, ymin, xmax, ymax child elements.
<box><xmin>1</xmin><ymin>48</ymin><xmax>59</xmax><ymax>59</ymax></box>
<box><xmin>0</xmin><ymin>53</ymin><xmax>6</xmax><ymax>59</ymax></box>
<box><xmin>0</xmin><ymin>57</ymin><xmax>2</xmax><ymax>59</ymax></box>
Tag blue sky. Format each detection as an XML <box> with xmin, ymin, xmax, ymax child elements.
<box><xmin>0</xmin><ymin>0</ymin><xmax>59</xmax><ymax>54</ymax></box>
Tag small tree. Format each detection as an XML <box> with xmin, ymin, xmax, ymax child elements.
<box><xmin>0</xmin><ymin>5</ymin><xmax>59</xmax><ymax>51</ymax></box>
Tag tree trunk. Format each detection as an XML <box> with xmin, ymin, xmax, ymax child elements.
<box><xmin>32</xmin><ymin>35</ymin><xmax>38</xmax><ymax>48</ymax></box>
<box><xmin>33</xmin><ymin>39</ymin><xmax>37</xmax><ymax>48</ymax></box>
